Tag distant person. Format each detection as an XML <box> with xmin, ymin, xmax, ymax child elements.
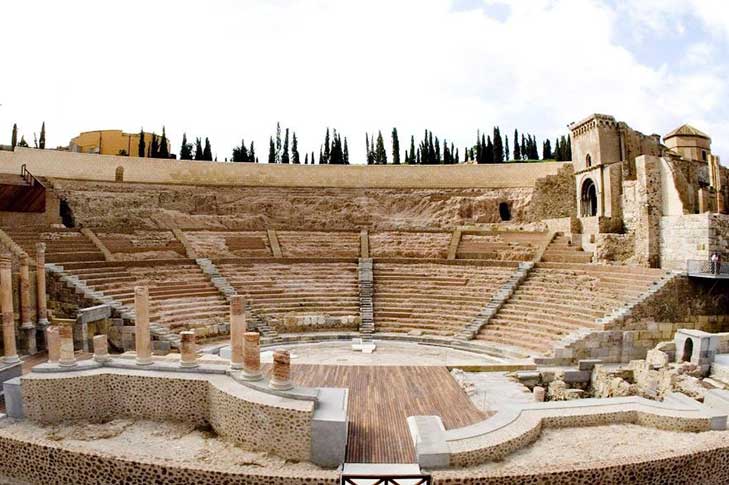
<box><xmin>711</xmin><ymin>252</ymin><xmax>721</xmax><ymax>275</ymax></box>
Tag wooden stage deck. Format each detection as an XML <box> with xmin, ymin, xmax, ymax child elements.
<box><xmin>281</xmin><ymin>365</ymin><xmax>486</xmax><ymax>463</ymax></box>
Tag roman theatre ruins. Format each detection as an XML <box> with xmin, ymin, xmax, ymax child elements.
<box><xmin>1</xmin><ymin>114</ymin><xmax>729</xmax><ymax>484</ymax></box>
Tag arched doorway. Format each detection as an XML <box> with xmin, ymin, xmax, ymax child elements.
<box><xmin>59</xmin><ymin>199</ymin><xmax>76</xmax><ymax>228</ymax></box>
<box><xmin>580</xmin><ymin>178</ymin><xmax>598</xmax><ymax>217</ymax></box>
<box><xmin>682</xmin><ymin>338</ymin><xmax>694</xmax><ymax>363</ymax></box>
<box><xmin>498</xmin><ymin>202</ymin><xmax>511</xmax><ymax>221</ymax></box>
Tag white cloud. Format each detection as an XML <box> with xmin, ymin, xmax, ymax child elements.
<box><xmin>0</xmin><ymin>0</ymin><xmax>726</xmax><ymax>161</ymax></box>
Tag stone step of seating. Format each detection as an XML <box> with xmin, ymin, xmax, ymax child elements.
<box><xmin>474</xmin><ymin>333</ymin><xmax>551</xmax><ymax>355</ymax></box>
<box><xmin>493</xmin><ymin>311</ymin><xmax>600</xmax><ymax>330</ymax></box>
<box><xmin>498</xmin><ymin>301</ymin><xmax>605</xmax><ymax>320</ymax></box>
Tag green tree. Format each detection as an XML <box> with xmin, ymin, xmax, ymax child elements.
<box><xmin>292</xmin><ymin>132</ymin><xmax>300</xmax><ymax>164</ymax></box>
<box><xmin>493</xmin><ymin>126</ymin><xmax>503</xmax><ymax>163</ymax></box>
<box><xmin>543</xmin><ymin>139</ymin><xmax>553</xmax><ymax>159</ymax></box>
<box><xmin>202</xmin><ymin>137</ymin><xmax>212</xmax><ymax>161</ymax></box>
<box><xmin>18</xmin><ymin>135</ymin><xmax>29</xmax><ymax>147</ymax></box>
<box><xmin>39</xmin><ymin>122</ymin><xmax>46</xmax><ymax>149</ymax></box>
<box><xmin>343</xmin><ymin>137</ymin><xmax>349</xmax><ymax>164</ymax></box>
<box><xmin>408</xmin><ymin>135</ymin><xmax>415</xmax><ymax>164</ymax></box>
<box><xmin>138</xmin><ymin>128</ymin><xmax>146</xmax><ymax>157</ymax></box>
<box><xmin>391</xmin><ymin>127</ymin><xmax>400</xmax><ymax>164</ymax></box>
<box><xmin>179</xmin><ymin>133</ymin><xmax>193</xmax><ymax>160</ymax></box>
<box><xmin>150</xmin><ymin>132</ymin><xmax>159</xmax><ymax>158</ymax></box>
<box><xmin>322</xmin><ymin>128</ymin><xmax>331</xmax><ymax>164</ymax></box>
<box><xmin>375</xmin><ymin>131</ymin><xmax>387</xmax><ymax>164</ymax></box>
<box><xmin>275</xmin><ymin>122</ymin><xmax>282</xmax><ymax>163</ymax></box>
<box><xmin>505</xmin><ymin>135</ymin><xmax>510</xmax><ymax>162</ymax></box>
<box><xmin>281</xmin><ymin>128</ymin><xmax>290</xmax><ymax>164</ymax></box>
<box><xmin>248</xmin><ymin>141</ymin><xmax>256</xmax><ymax>163</ymax></box>
<box><xmin>11</xmin><ymin>124</ymin><xmax>17</xmax><ymax>149</ymax></box>
<box><xmin>159</xmin><ymin>126</ymin><xmax>169</xmax><ymax>159</ymax></box>
<box><xmin>513</xmin><ymin>129</ymin><xmax>520</xmax><ymax>161</ymax></box>
<box><xmin>194</xmin><ymin>138</ymin><xmax>203</xmax><ymax>160</ymax></box>
<box><xmin>268</xmin><ymin>137</ymin><xmax>276</xmax><ymax>164</ymax></box>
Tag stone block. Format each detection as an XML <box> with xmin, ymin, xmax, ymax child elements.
<box><xmin>578</xmin><ymin>359</ymin><xmax>601</xmax><ymax>371</ymax></box>
<box><xmin>563</xmin><ymin>370</ymin><xmax>591</xmax><ymax>384</ymax></box>
<box><xmin>2</xmin><ymin>376</ymin><xmax>23</xmax><ymax>419</ymax></box>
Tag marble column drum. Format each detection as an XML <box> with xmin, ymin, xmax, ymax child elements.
<box><xmin>93</xmin><ymin>334</ymin><xmax>111</xmax><ymax>363</ymax></box>
<box><xmin>19</xmin><ymin>255</ymin><xmax>36</xmax><ymax>354</ymax></box>
<box><xmin>35</xmin><ymin>243</ymin><xmax>48</xmax><ymax>326</ymax></box>
<box><xmin>0</xmin><ymin>253</ymin><xmax>19</xmax><ymax>364</ymax></box>
<box><xmin>242</xmin><ymin>331</ymin><xmax>262</xmax><ymax>380</ymax></box>
<box><xmin>229</xmin><ymin>296</ymin><xmax>246</xmax><ymax>369</ymax></box>
<box><xmin>58</xmin><ymin>325</ymin><xmax>76</xmax><ymax>367</ymax></box>
<box><xmin>179</xmin><ymin>331</ymin><xmax>198</xmax><ymax>368</ymax></box>
<box><xmin>134</xmin><ymin>286</ymin><xmax>153</xmax><ymax>365</ymax></box>
<box><xmin>269</xmin><ymin>349</ymin><xmax>293</xmax><ymax>390</ymax></box>
<box><xmin>46</xmin><ymin>327</ymin><xmax>60</xmax><ymax>363</ymax></box>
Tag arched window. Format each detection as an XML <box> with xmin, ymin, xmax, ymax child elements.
<box><xmin>585</xmin><ymin>153</ymin><xmax>592</xmax><ymax>167</ymax></box>
<box><xmin>682</xmin><ymin>338</ymin><xmax>694</xmax><ymax>363</ymax></box>
<box><xmin>580</xmin><ymin>178</ymin><xmax>598</xmax><ymax>217</ymax></box>
<box><xmin>702</xmin><ymin>150</ymin><xmax>708</xmax><ymax>162</ymax></box>
<box><xmin>498</xmin><ymin>202</ymin><xmax>512</xmax><ymax>221</ymax></box>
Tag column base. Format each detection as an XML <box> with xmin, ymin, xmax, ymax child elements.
<box><xmin>37</xmin><ymin>318</ymin><xmax>49</xmax><ymax>328</ymax></box>
<box><xmin>20</xmin><ymin>322</ymin><xmax>34</xmax><ymax>330</ymax></box>
<box><xmin>230</xmin><ymin>362</ymin><xmax>243</xmax><ymax>370</ymax></box>
<box><xmin>2</xmin><ymin>355</ymin><xmax>20</xmax><ymax>365</ymax></box>
<box><xmin>269</xmin><ymin>379</ymin><xmax>294</xmax><ymax>391</ymax></box>
<box><xmin>58</xmin><ymin>360</ymin><xmax>77</xmax><ymax>368</ymax></box>
<box><xmin>180</xmin><ymin>361</ymin><xmax>199</xmax><ymax>368</ymax></box>
<box><xmin>135</xmin><ymin>357</ymin><xmax>153</xmax><ymax>366</ymax></box>
<box><xmin>94</xmin><ymin>355</ymin><xmax>111</xmax><ymax>363</ymax></box>
<box><xmin>241</xmin><ymin>369</ymin><xmax>263</xmax><ymax>381</ymax></box>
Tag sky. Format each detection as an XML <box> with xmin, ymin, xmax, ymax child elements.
<box><xmin>1</xmin><ymin>0</ymin><xmax>728</xmax><ymax>163</ymax></box>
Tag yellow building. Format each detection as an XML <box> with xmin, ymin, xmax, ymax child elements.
<box><xmin>69</xmin><ymin>130</ymin><xmax>171</xmax><ymax>158</ymax></box>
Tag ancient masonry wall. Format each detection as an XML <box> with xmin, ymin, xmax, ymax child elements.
<box><xmin>527</xmin><ymin>164</ymin><xmax>577</xmax><ymax>221</ymax></box>
<box><xmin>660</xmin><ymin>213</ymin><xmax>729</xmax><ymax>271</ymax></box>
<box><xmin>0</xmin><ymin>148</ymin><xmax>569</xmax><ymax>189</ymax></box>
<box><xmin>21</xmin><ymin>369</ymin><xmax>314</xmax><ymax>462</ymax></box>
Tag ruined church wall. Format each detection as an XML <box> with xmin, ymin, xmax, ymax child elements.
<box><xmin>0</xmin><ymin>148</ymin><xmax>568</xmax><ymax>189</ymax></box>
<box><xmin>659</xmin><ymin>213</ymin><xmax>729</xmax><ymax>271</ymax></box>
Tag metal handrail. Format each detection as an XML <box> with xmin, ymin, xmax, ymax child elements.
<box><xmin>20</xmin><ymin>163</ymin><xmax>44</xmax><ymax>188</ymax></box>
<box><xmin>342</xmin><ymin>475</ymin><xmax>432</xmax><ymax>485</ymax></box>
<box><xmin>687</xmin><ymin>259</ymin><xmax>729</xmax><ymax>276</ymax></box>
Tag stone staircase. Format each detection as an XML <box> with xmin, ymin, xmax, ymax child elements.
<box><xmin>456</xmin><ymin>262</ymin><xmax>532</xmax><ymax>340</ymax></box>
<box><xmin>358</xmin><ymin>258</ymin><xmax>374</xmax><ymax>335</ymax></box>
<box><xmin>540</xmin><ymin>233</ymin><xmax>593</xmax><ymax>263</ymax></box>
<box><xmin>196</xmin><ymin>258</ymin><xmax>237</xmax><ymax>301</ymax></box>
<box><xmin>3</xmin><ymin>227</ymin><xmax>105</xmax><ymax>263</ymax></box>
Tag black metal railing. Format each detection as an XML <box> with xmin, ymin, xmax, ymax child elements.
<box><xmin>342</xmin><ymin>475</ymin><xmax>432</xmax><ymax>485</ymax></box>
<box><xmin>687</xmin><ymin>259</ymin><xmax>729</xmax><ymax>276</ymax></box>
<box><xmin>20</xmin><ymin>164</ymin><xmax>44</xmax><ymax>188</ymax></box>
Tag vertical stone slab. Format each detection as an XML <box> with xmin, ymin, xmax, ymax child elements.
<box><xmin>360</xmin><ymin>229</ymin><xmax>369</xmax><ymax>259</ymax></box>
<box><xmin>134</xmin><ymin>286</ymin><xmax>153</xmax><ymax>365</ymax></box>
<box><xmin>229</xmin><ymin>295</ymin><xmax>246</xmax><ymax>369</ymax></box>
<box><xmin>179</xmin><ymin>331</ymin><xmax>198</xmax><ymax>368</ymax></box>
<box><xmin>266</xmin><ymin>229</ymin><xmax>283</xmax><ymax>258</ymax></box>
<box><xmin>46</xmin><ymin>326</ymin><xmax>60</xmax><ymax>363</ymax></box>
<box><xmin>270</xmin><ymin>349</ymin><xmax>293</xmax><ymax>390</ymax></box>
<box><xmin>0</xmin><ymin>253</ymin><xmax>19</xmax><ymax>364</ymax></box>
<box><xmin>447</xmin><ymin>228</ymin><xmax>462</xmax><ymax>260</ymax></box>
<box><xmin>93</xmin><ymin>334</ymin><xmax>111</xmax><ymax>363</ymax></box>
<box><xmin>242</xmin><ymin>331</ymin><xmax>262</xmax><ymax>380</ymax></box>
<box><xmin>35</xmin><ymin>243</ymin><xmax>49</xmax><ymax>327</ymax></box>
<box><xmin>58</xmin><ymin>325</ymin><xmax>76</xmax><ymax>367</ymax></box>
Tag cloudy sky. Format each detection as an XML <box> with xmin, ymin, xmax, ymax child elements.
<box><xmin>1</xmin><ymin>0</ymin><xmax>727</xmax><ymax>162</ymax></box>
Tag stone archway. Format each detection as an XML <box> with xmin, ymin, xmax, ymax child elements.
<box><xmin>498</xmin><ymin>202</ymin><xmax>512</xmax><ymax>221</ymax></box>
<box><xmin>580</xmin><ymin>178</ymin><xmax>598</xmax><ymax>217</ymax></box>
<box><xmin>682</xmin><ymin>337</ymin><xmax>694</xmax><ymax>363</ymax></box>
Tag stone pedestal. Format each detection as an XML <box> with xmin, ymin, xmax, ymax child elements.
<box><xmin>58</xmin><ymin>325</ymin><xmax>76</xmax><ymax>367</ymax></box>
<box><xmin>229</xmin><ymin>296</ymin><xmax>246</xmax><ymax>369</ymax></box>
<box><xmin>1</xmin><ymin>254</ymin><xmax>19</xmax><ymax>364</ymax></box>
<box><xmin>242</xmin><ymin>332</ymin><xmax>262</xmax><ymax>381</ymax></box>
<box><xmin>269</xmin><ymin>349</ymin><xmax>293</xmax><ymax>390</ymax></box>
<box><xmin>46</xmin><ymin>327</ymin><xmax>60</xmax><ymax>363</ymax></box>
<box><xmin>179</xmin><ymin>331</ymin><xmax>198</xmax><ymax>368</ymax></box>
<box><xmin>35</xmin><ymin>243</ymin><xmax>49</xmax><ymax>327</ymax></box>
<box><xmin>93</xmin><ymin>334</ymin><xmax>111</xmax><ymax>363</ymax></box>
<box><xmin>134</xmin><ymin>286</ymin><xmax>153</xmax><ymax>365</ymax></box>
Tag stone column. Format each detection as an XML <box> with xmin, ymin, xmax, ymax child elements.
<box><xmin>1</xmin><ymin>253</ymin><xmax>19</xmax><ymax>364</ymax></box>
<box><xmin>93</xmin><ymin>334</ymin><xmax>111</xmax><ymax>363</ymax></box>
<box><xmin>229</xmin><ymin>296</ymin><xmax>246</xmax><ymax>369</ymax></box>
<box><xmin>35</xmin><ymin>243</ymin><xmax>49</xmax><ymax>327</ymax></box>
<box><xmin>134</xmin><ymin>286</ymin><xmax>153</xmax><ymax>365</ymax></box>
<box><xmin>19</xmin><ymin>255</ymin><xmax>36</xmax><ymax>354</ymax></box>
<box><xmin>58</xmin><ymin>325</ymin><xmax>76</xmax><ymax>367</ymax></box>
<box><xmin>179</xmin><ymin>331</ymin><xmax>198</xmax><ymax>368</ymax></box>
<box><xmin>269</xmin><ymin>349</ymin><xmax>293</xmax><ymax>390</ymax></box>
<box><xmin>242</xmin><ymin>331</ymin><xmax>262</xmax><ymax>380</ymax></box>
<box><xmin>46</xmin><ymin>326</ymin><xmax>60</xmax><ymax>363</ymax></box>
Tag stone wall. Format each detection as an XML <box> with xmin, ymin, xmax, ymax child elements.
<box><xmin>528</xmin><ymin>164</ymin><xmax>576</xmax><ymax>221</ymax></box>
<box><xmin>594</xmin><ymin>233</ymin><xmax>634</xmax><ymax>264</ymax></box>
<box><xmin>0</xmin><ymin>148</ymin><xmax>568</xmax><ymax>189</ymax></box>
<box><xmin>21</xmin><ymin>368</ymin><xmax>315</xmax><ymax>462</ymax></box>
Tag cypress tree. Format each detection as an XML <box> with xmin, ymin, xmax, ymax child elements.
<box><xmin>392</xmin><ymin>127</ymin><xmax>400</xmax><ymax>164</ymax></box>
<box><xmin>304</xmin><ymin>153</ymin><xmax>309</xmax><ymax>165</ymax></box>
<box><xmin>159</xmin><ymin>126</ymin><xmax>169</xmax><ymax>159</ymax></box>
<box><xmin>202</xmin><ymin>137</ymin><xmax>212</xmax><ymax>161</ymax></box>
<box><xmin>179</xmin><ymin>133</ymin><xmax>193</xmax><ymax>160</ymax></box>
<box><xmin>292</xmin><ymin>132</ymin><xmax>300</xmax><ymax>164</ymax></box>
<box><xmin>505</xmin><ymin>135</ymin><xmax>510</xmax><ymax>162</ymax></box>
<box><xmin>322</xmin><ymin>128</ymin><xmax>331</xmax><ymax>164</ymax></box>
<box><xmin>138</xmin><ymin>128</ymin><xmax>146</xmax><ymax>157</ymax></box>
<box><xmin>39</xmin><ymin>122</ymin><xmax>46</xmax><ymax>149</ymax></box>
<box><xmin>513</xmin><ymin>129</ymin><xmax>520</xmax><ymax>161</ymax></box>
<box><xmin>567</xmin><ymin>134</ymin><xmax>572</xmax><ymax>160</ymax></box>
<box><xmin>375</xmin><ymin>131</ymin><xmax>387</xmax><ymax>164</ymax></box>
<box><xmin>486</xmin><ymin>136</ymin><xmax>494</xmax><ymax>163</ymax></box>
<box><xmin>150</xmin><ymin>132</ymin><xmax>159</xmax><ymax>158</ymax></box>
<box><xmin>11</xmin><ymin>124</ymin><xmax>17</xmax><ymax>149</ymax></box>
<box><xmin>409</xmin><ymin>136</ymin><xmax>416</xmax><ymax>165</ymax></box>
<box><xmin>194</xmin><ymin>138</ymin><xmax>204</xmax><ymax>160</ymax></box>
<box><xmin>268</xmin><ymin>137</ymin><xmax>276</xmax><ymax>164</ymax></box>
<box><xmin>520</xmin><ymin>135</ymin><xmax>527</xmax><ymax>161</ymax></box>
<box><xmin>455</xmin><ymin>148</ymin><xmax>460</xmax><ymax>164</ymax></box>
<box><xmin>281</xmin><ymin>129</ymin><xmax>290</xmax><ymax>164</ymax></box>
<box><xmin>416</xmin><ymin>147</ymin><xmax>421</xmax><ymax>164</ymax></box>
<box><xmin>543</xmin><ymin>139</ymin><xmax>552</xmax><ymax>160</ymax></box>
<box><xmin>275</xmin><ymin>122</ymin><xmax>282</xmax><ymax>163</ymax></box>
<box><xmin>493</xmin><ymin>127</ymin><xmax>503</xmax><ymax>163</ymax></box>
<box><xmin>434</xmin><ymin>137</ymin><xmax>441</xmax><ymax>164</ymax></box>
<box><xmin>18</xmin><ymin>136</ymin><xmax>28</xmax><ymax>147</ymax></box>
<box><xmin>343</xmin><ymin>137</ymin><xmax>349</xmax><ymax>164</ymax></box>
<box><xmin>249</xmin><ymin>141</ymin><xmax>256</xmax><ymax>163</ymax></box>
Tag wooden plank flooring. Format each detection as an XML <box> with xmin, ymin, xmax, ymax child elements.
<box><xmin>273</xmin><ymin>364</ymin><xmax>485</xmax><ymax>463</ymax></box>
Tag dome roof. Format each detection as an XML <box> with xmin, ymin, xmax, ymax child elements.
<box><xmin>664</xmin><ymin>124</ymin><xmax>710</xmax><ymax>140</ymax></box>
